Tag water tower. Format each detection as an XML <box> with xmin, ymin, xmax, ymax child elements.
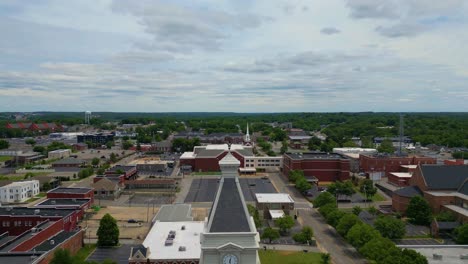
<box><xmin>85</xmin><ymin>111</ymin><xmax>92</xmax><ymax>125</ymax></box>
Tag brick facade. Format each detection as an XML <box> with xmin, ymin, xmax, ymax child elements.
<box><xmin>359</xmin><ymin>155</ymin><xmax>436</xmax><ymax>177</ymax></box>
<box><xmin>36</xmin><ymin>230</ymin><xmax>84</xmax><ymax>264</ymax></box>
<box><xmin>282</xmin><ymin>154</ymin><xmax>350</xmax><ymax>182</ymax></box>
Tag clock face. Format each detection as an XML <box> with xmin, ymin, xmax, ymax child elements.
<box><xmin>222</xmin><ymin>254</ymin><xmax>238</xmax><ymax>264</ymax></box>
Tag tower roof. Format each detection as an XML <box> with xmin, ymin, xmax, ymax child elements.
<box><xmin>219</xmin><ymin>152</ymin><xmax>240</xmax><ymax>166</ymax></box>
<box><xmin>208</xmin><ymin>178</ymin><xmax>252</xmax><ymax>233</ymax></box>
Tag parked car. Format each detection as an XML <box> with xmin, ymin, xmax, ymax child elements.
<box><xmin>127</xmin><ymin>219</ymin><xmax>138</xmax><ymax>223</ymax></box>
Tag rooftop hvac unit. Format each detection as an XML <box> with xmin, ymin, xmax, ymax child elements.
<box><xmin>165</xmin><ymin>239</ymin><xmax>174</xmax><ymax>246</ymax></box>
<box><xmin>50</xmin><ymin>240</ymin><xmax>55</xmax><ymax>245</ymax></box>
<box><xmin>179</xmin><ymin>246</ymin><xmax>186</xmax><ymax>251</ymax></box>
<box><xmin>51</xmin><ymin>200</ymin><xmax>56</xmax><ymax>205</ymax></box>
<box><xmin>6</xmin><ymin>206</ymin><xmax>13</xmax><ymax>211</ymax></box>
<box><xmin>34</xmin><ymin>209</ymin><xmax>40</xmax><ymax>215</ymax></box>
<box><xmin>181</xmin><ymin>225</ymin><xmax>186</xmax><ymax>230</ymax></box>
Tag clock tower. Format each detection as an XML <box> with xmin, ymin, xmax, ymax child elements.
<box><xmin>200</xmin><ymin>145</ymin><xmax>260</xmax><ymax>264</ymax></box>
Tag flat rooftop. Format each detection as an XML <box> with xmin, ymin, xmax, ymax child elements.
<box><xmin>286</xmin><ymin>152</ymin><xmax>347</xmax><ymax>160</ymax></box>
<box><xmin>0</xmin><ymin>207</ymin><xmax>76</xmax><ymax>217</ymax></box>
<box><xmin>36</xmin><ymin>198</ymin><xmax>91</xmax><ymax>207</ymax></box>
<box><xmin>153</xmin><ymin>204</ymin><xmax>193</xmax><ymax>222</ymax></box>
<box><xmin>106</xmin><ymin>165</ymin><xmax>136</xmax><ymax>172</ymax></box>
<box><xmin>143</xmin><ymin>221</ymin><xmax>204</xmax><ymax>260</ymax></box>
<box><xmin>400</xmin><ymin>246</ymin><xmax>468</xmax><ymax>264</ymax></box>
<box><xmin>255</xmin><ymin>193</ymin><xmax>294</xmax><ymax>203</ymax></box>
<box><xmin>389</xmin><ymin>172</ymin><xmax>413</xmax><ymax>178</ymax></box>
<box><xmin>129</xmin><ymin>158</ymin><xmax>168</xmax><ymax>165</ymax></box>
<box><xmin>48</xmin><ymin>187</ymin><xmax>92</xmax><ymax>194</ymax></box>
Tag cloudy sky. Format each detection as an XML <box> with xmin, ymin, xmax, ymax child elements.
<box><xmin>1</xmin><ymin>0</ymin><xmax>468</xmax><ymax>112</ymax></box>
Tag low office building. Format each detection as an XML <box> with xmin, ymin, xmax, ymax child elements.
<box><xmin>34</xmin><ymin>198</ymin><xmax>92</xmax><ymax>220</ymax></box>
<box><xmin>0</xmin><ymin>208</ymin><xmax>83</xmax><ymax>264</ymax></box>
<box><xmin>46</xmin><ymin>187</ymin><xmax>94</xmax><ymax>203</ymax></box>
<box><xmin>333</xmin><ymin>148</ymin><xmax>378</xmax><ymax>173</ymax></box>
<box><xmin>71</xmin><ymin>143</ymin><xmax>88</xmax><ymax>151</ymax></box>
<box><xmin>180</xmin><ymin>144</ymin><xmax>282</xmax><ymax>173</ymax></box>
<box><xmin>255</xmin><ymin>193</ymin><xmax>295</xmax><ymax>219</ymax></box>
<box><xmin>92</xmin><ymin>178</ymin><xmax>122</xmax><ymax>200</ymax></box>
<box><xmin>0</xmin><ymin>180</ymin><xmax>40</xmax><ymax>203</ymax></box>
<box><xmin>359</xmin><ymin>153</ymin><xmax>436</xmax><ymax>179</ymax></box>
<box><xmin>51</xmin><ymin>158</ymin><xmax>85</xmax><ymax>168</ymax></box>
<box><xmin>288</xmin><ymin>135</ymin><xmax>311</xmax><ymax>149</ymax></box>
<box><xmin>282</xmin><ymin>152</ymin><xmax>351</xmax><ymax>183</ymax></box>
<box><xmin>77</xmin><ymin>133</ymin><xmax>114</xmax><ymax>145</ymax></box>
<box><xmin>129</xmin><ymin>158</ymin><xmax>169</xmax><ymax>174</ymax></box>
<box><xmin>392</xmin><ymin>165</ymin><xmax>468</xmax><ymax>223</ymax></box>
<box><xmin>48</xmin><ymin>149</ymin><xmax>71</xmax><ymax>159</ymax></box>
<box><xmin>105</xmin><ymin>165</ymin><xmax>138</xmax><ymax>180</ymax></box>
<box><xmin>129</xmin><ymin>221</ymin><xmax>205</xmax><ymax>264</ymax></box>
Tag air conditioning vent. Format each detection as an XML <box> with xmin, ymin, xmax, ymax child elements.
<box><xmin>179</xmin><ymin>246</ymin><xmax>186</xmax><ymax>251</ymax></box>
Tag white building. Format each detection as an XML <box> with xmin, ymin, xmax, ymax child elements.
<box><xmin>0</xmin><ymin>180</ymin><xmax>40</xmax><ymax>203</ymax></box>
<box><xmin>48</xmin><ymin>149</ymin><xmax>71</xmax><ymax>159</ymax></box>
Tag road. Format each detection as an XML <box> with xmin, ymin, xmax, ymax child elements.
<box><xmin>267</xmin><ymin>171</ymin><xmax>367</xmax><ymax>264</ymax></box>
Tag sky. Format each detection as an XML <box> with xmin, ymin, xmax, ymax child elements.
<box><xmin>1</xmin><ymin>0</ymin><xmax>468</xmax><ymax>112</ymax></box>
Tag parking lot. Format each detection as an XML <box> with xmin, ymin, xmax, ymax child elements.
<box><xmin>127</xmin><ymin>193</ymin><xmax>174</xmax><ymax>206</ymax></box>
<box><xmin>87</xmin><ymin>244</ymin><xmax>134</xmax><ymax>264</ymax></box>
<box><xmin>184</xmin><ymin>178</ymin><xmax>277</xmax><ymax>203</ymax></box>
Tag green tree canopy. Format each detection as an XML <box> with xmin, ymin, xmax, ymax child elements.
<box><xmin>25</xmin><ymin>138</ymin><xmax>36</xmax><ymax>145</ymax></box>
<box><xmin>346</xmin><ymin>223</ymin><xmax>381</xmax><ymax>249</ymax></box>
<box><xmin>328</xmin><ymin>181</ymin><xmax>356</xmax><ymax>197</ymax></box>
<box><xmin>261</xmin><ymin>227</ymin><xmax>280</xmax><ymax>243</ymax></box>
<box><xmin>336</xmin><ymin>213</ymin><xmax>361</xmax><ymax>236</ymax></box>
<box><xmin>122</xmin><ymin>140</ymin><xmax>133</xmax><ymax>150</ymax></box>
<box><xmin>352</xmin><ymin>206</ymin><xmax>362</xmax><ymax>216</ymax></box>
<box><xmin>378</xmin><ymin>139</ymin><xmax>395</xmax><ymax>154</ymax></box>
<box><xmin>92</xmin><ymin>157</ymin><xmax>100</xmax><ymax>166</ymax></box>
<box><xmin>293</xmin><ymin>226</ymin><xmax>314</xmax><ymax>244</ymax></box>
<box><xmin>359</xmin><ymin>237</ymin><xmax>400</xmax><ymax>263</ymax></box>
<box><xmin>318</xmin><ymin>203</ymin><xmax>338</xmax><ymax>219</ymax></box>
<box><xmin>97</xmin><ymin>213</ymin><xmax>119</xmax><ymax>247</ymax></box>
<box><xmin>275</xmin><ymin>215</ymin><xmax>295</xmax><ymax>234</ymax></box>
<box><xmin>374</xmin><ymin>216</ymin><xmax>406</xmax><ymax>239</ymax></box>
<box><xmin>50</xmin><ymin>248</ymin><xmax>73</xmax><ymax>264</ymax></box>
<box><xmin>325</xmin><ymin>210</ymin><xmax>346</xmax><ymax>228</ymax></box>
<box><xmin>454</xmin><ymin>223</ymin><xmax>468</xmax><ymax>244</ymax></box>
<box><xmin>314</xmin><ymin>192</ymin><xmax>336</xmax><ymax>208</ymax></box>
<box><xmin>0</xmin><ymin>139</ymin><xmax>10</xmax><ymax>150</ymax></box>
<box><xmin>359</xmin><ymin>179</ymin><xmax>377</xmax><ymax>201</ymax></box>
<box><xmin>406</xmin><ymin>196</ymin><xmax>432</xmax><ymax>225</ymax></box>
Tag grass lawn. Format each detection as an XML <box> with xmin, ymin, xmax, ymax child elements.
<box><xmin>37</xmin><ymin>192</ymin><xmax>46</xmax><ymax>197</ymax></box>
<box><xmin>0</xmin><ymin>156</ymin><xmax>12</xmax><ymax>162</ymax></box>
<box><xmin>259</xmin><ymin>250</ymin><xmax>322</xmax><ymax>264</ymax></box>
<box><xmin>74</xmin><ymin>244</ymin><xmax>97</xmax><ymax>261</ymax></box>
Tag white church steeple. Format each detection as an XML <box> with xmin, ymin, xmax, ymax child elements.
<box><xmin>245</xmin><ymin>123</ymin><xmax>251</xmax><ymax>143</ymax></box>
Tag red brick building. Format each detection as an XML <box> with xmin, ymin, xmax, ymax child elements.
<box><xmin>5</xmin><ymin>122</ymin><xmax>63</xmax><ymax>132</ymax></box>
<box><xmin>282</xmin><ymin>152</ymin><xmax>350</xmax><ymax>183</ymax></box>
<box><xmin>392</xmin><ymin>165</ymin><xmax>468</xmax><ymax>223</ymax></box>
<box><xmin>105</xmin><ymin>165</ymin><xmax>138</xmax><ymax>180</ymax></box>
<box><xmin>47</xmin><ymin>187</ymin><xmax>94</xmax><ymax>204</ymax></box>
<box><xmin>359</xmin><ymin>154</ymin><xmax>436</xmax><ymax>177</ymax></box>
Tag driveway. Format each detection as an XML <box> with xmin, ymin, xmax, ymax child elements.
<box><xmin>87</xmin><ymin>245</ymin><xmax>134</xmax><ymax>264</ymax></box>
<box><xmin>298</xmin><ymin>209</ymin><xmax>367</xmax><ymax>264</ymax></box>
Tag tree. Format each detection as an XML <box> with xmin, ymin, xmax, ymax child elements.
<box><xmin>109</xmin><ymin>153</ymin><xmax>117</xmax><ymax>163</ymax></box>
<box><xmin>25</xmin><ymin>138</ymin><xmax>36</xmax><ymax>145</ymax></box>
<box><xmin>328</xmin><ymin>181</ymin><xmax>355</xmax><ymax>200</ymax></box>
<box><xmin>360</xmin><ymin>179</ymin><xmax>377</xmax><ymax>201</ymax></box>
<box><xmin>275</xmin><ymin>215</ymin><xmax>295</xmax><ymax>234</ymax></box>
<box><xmin>92</xmin><ymin>157</ymin><xmax>100</xmax><ymax>166</ymax></box>
<box><xmin>33</xmin><ymin>145</ymin><xmax>45</xmax><ymax>153</ymax></box>
<box><xmin>288</xmin><ymin>170</ymin><xmax>304</xmax><ymax>183</ymax></box>
<box><xmin>280</xmin><ymin>140</ymin><xmax>288</xmax><ymax>154</ymax></box>
<box><xmin>346</xmin><ymin>223</ymin><xmax>380</xmax><ymax>248</ymax></box>
<box><xmin>50</xmin><ymin>248</ymin><xmax>73</xmax><ymax>264</ymax></box>
<box><xmin>0</xmin><ymin>139</ymin><xmax>9</xmax><ymax>150</ymax></box>
<box><xmin>106</xmin><ymin>141</ymin><xmax>114</xmax><ymax>149</ymax></box>
<box><xmin>293</xmin><ymin>226</ymin><xmax>314</xmax><ymax>244</ymax></box>
<box><xmin>42</xmin><ymin>182</ymin><xmax>52</xmax><ymax>191</ymax></box>
<box><xmin>308</xmin><ymin>136</ymin><xmax>322</xmax><ymax>150</ymax></box>
<box><xmin>378</xmin><ymin>139</ymin><xmax>395</xmax><ymax>154</ymax></box>
<box><xmin>454</xmin><ymin>223</ymin><xmax>468</xmax><ymax>244</ymax></box>
<box><xmin>247</xmin><ymin>204</ymin><xmax>262</xmax><ymax>228</ymax></box>
<box><xmin>359</xmin><ymin>237</ymin><xmax>400</xmax><ymax>263</ymax></box>
<box><xmin>320</xmin><ymin>253</ymin><xmax>331</xmax><ymax>264</ymax></box>
<box><xmin>336</xmin><ymin>213</ymin><xmax>361</xmax><ymax>236</ymax></box>
<box><xmin>326</xmin><ymin>210</ymin><xmax>345</xmax><ymax>227</ymax></box>
<box><xmin>352</xmin><ymin>206</ymin><xmax>362</xmax><ymax>215</ymax></box>
<box><xmin>295</xmin><ymin>177</ymin><xmax>312</xmax><ymax>193</ymax></box>
<box><xmin>313</xmin><ymin>192</ymin><xmax>336</xmax><ymax>208</ymax></box>
<box><xmin>374</xmin><ymin>216</ymin><xmax>406</xmax><ymax>239</ymax></box>
<box><xmin>318</xmin><ymin>203</ymin><xmax>338</xmax><ymax>218</ymax></box>
<box><xmin>122</xmin><ymin>140</ymin><xmax>133</xmax><ymax>150</ymax></box>
<box><xmin>406</xmin><ymin>196</ymin><xmax>432</xmax><ymax>225</ymax></box>
<box><xmin>399</xmin><ymin>249</ymin><xmax>428</xmax><ymax>264</ymax></box>
<box><xmin>261</xmin><ymin>227</ymin><xmax>280</xmax><ymax>243</ymax></box>
<box><xmin>97</xmin><ymin>213</ymin><xmax>119</xmax><ymax>247</ymax></box>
